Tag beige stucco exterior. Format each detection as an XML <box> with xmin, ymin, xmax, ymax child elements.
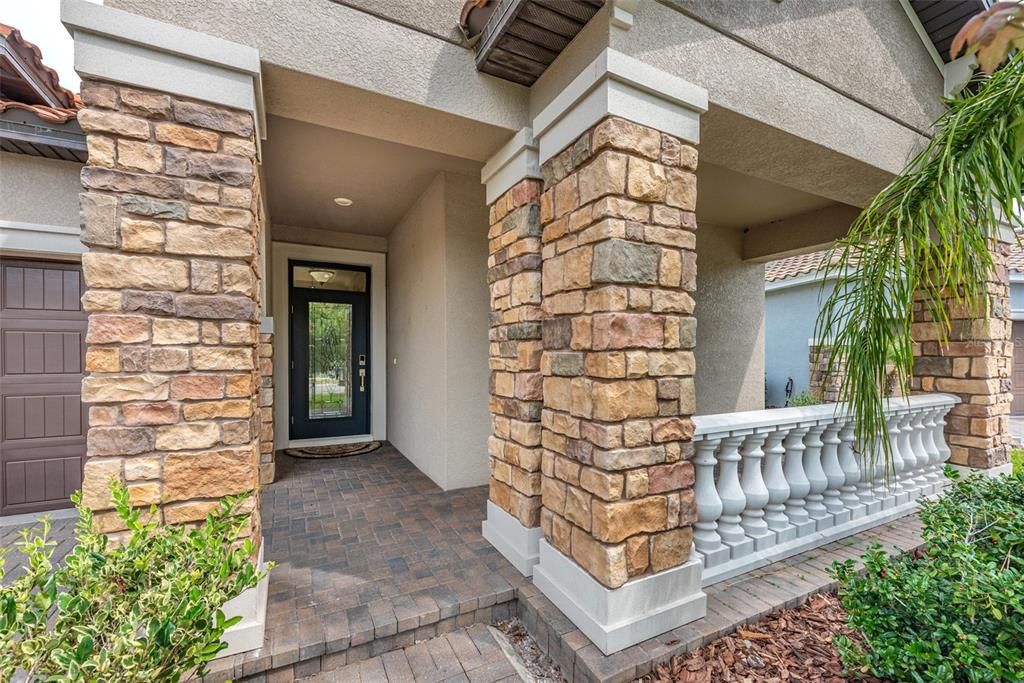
<box><xmin>694</xmin><ymin>223</ymin><xmax>766</xmax><ymax>415</ymax></box>
<box><xmin>0</xmin><ymin>152</ymin><xmax>83</xmax><ymax>228</ymax></box>
<box><xmin>387</xmin><ymin>172</ymin><xmax>490</xmax><ymax>490</ymax></box>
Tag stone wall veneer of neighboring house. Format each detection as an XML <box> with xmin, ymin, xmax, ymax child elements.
<box><xmin>911</xmin><ymin>238</ymin><xmax>1013</xmax><ymax>469</ymax></box>
<box><xmin>538</xmin><ymin>116</ymin><xmax>698</xmax><ymax>589</ymax></box>
<box><xmin>76</xmin><ymin>79</ymin><xmax>264</xmax><ymax>540</ymax></box>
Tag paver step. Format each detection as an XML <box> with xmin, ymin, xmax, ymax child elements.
<box><xmin>296</xmin><ymin>623</ymin><xmax>525</xmax><ymax>683</ymax></box>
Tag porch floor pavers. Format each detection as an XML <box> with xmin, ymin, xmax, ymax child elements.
<box><xmin>210</xmin><ymin>446</ymin><xmax>524</xmax><ymax>682</ymax></box>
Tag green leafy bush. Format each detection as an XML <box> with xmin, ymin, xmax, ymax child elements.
<box><xmin>0</xmin><ymin>481</ymin><xmax>269</xmax><ymax>681</ymax></box>
<box><xmin>832</xmin><ymin>472</ymin><xmax>1024</xmax><ymax>682</ymax></box>
<box><xmin>788</xmin><ymin>391</ymin><xmax>820</xmax><ymax>407</ymax></box>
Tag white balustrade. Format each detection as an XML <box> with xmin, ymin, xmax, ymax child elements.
<box><xmin>691</xmin><ymin>394</ymin><xmax>958</xmax><ymax>586</ymax></box>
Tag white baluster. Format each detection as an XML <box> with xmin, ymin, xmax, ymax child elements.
<box><xmin>739</xmin><ymin>431</ymin><xmax>774</xmax><ymax>550</ymax></box>
<box><xmin>838</xmin><ymin>418</ymin><xmax>866</xmax><ymax>519</ymax></box>
<box><xmin>885</xmin><ymin>412</ymin><xmax>908</xmax><ymax>506</ymax></box>
<box><xmin>821</xmin><ymin>421</ymin><xmax>849</xmax><ymax>525</ymax></box>
<box><xmin>803</xmin><ymin>423</ymin><xmax>831</xmax><ymax>528</ymax></box>
<box><xmin>717</xmin><ymin>435</ymin><xmax>754</xmax><ymax>557</ymax></box>
<box><xmin>763</xmin><ymin>427</ymin><xmax>796</xmax><ymax>543</ymax></box>
<box><xmin>783</xmin><ymin>426</ymin><xmax>815</xmax><ymax>536</ymax></box>
<box><xmin>693</xmin><ymin>436</ymin><xmax>729</xmax><ymax>566</ymax></box>
<box><xmin>921</xmin><ymin>405</ymin><xmax>945</xmax><ymax>492</ymax></box>
<box><xmin>871</xmin><ymin>419</ymin><xmax>891</xmax><ymax>510</ymax></box>
<box><xmin>897</xmin><ymin>410</ymin><xmax>921</xmax><ymax>500</ymax></box>
<box><xmin>908</xmin><ymin>408</ymin><xmax>932</xmax><ymax>494</ymax></box>
<box><xmin>932</xmin><ymin>404</ymin><xmax>953</xmax><ymax>490</ymax></box>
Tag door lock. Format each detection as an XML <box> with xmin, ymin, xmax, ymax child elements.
<box><xmin>359</xmin><ymin>368</ymin><xmax>366</xmax><ymax>392</ymax></box>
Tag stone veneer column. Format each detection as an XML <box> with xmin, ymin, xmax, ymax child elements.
<box><xmin>77</xmin><ymin>79</ymin><xmax>263</xmax><ymax>539</ymax></box>
<box><xmin>911</xmin><ymin>236</ymin><xmax>1013</xmax><ymax>471</ymax></box>
<box><xmin>528</xmin><ymin>48</ymin><xmax>709</xmax><ymax>656</ymax></box>
<box><xmin>536</xmin><ymin>115</ymin><xmax>702</xmax><ymax>586</ymax></box>
<box><xmin>481</xmin><ymin>129</ymin><xmax>545</xmax><ymax>575</ymax></box>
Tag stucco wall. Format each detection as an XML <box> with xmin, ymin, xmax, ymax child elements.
<box><xmin>386</xmin><ymin>172</ymin><xmax>489</xmax><ymax>490</ymax></box>
<box><xmin>440</xmin><ymin>173</ymin><xmax>490</xmax><ymax>490</ymax></box>
<box><xmin>764</xmin><ymin>278</ymin><xmax>837</xmax><ymax>407</ymax></box>
<box><xmin>661</xmin><ymin>0</ymin><xmax>943</xmax><ymax>132</ymax></box>
<box><xmin>388</xmin><ymin>175</ymin><xmax>448</xmax><ymax>486</ymax></box>
<box><xmin>695</xmin><ymin>224</ymin><xmax>765</xmax><ymax>415</ymax></box>
<box><xmin>106</xmin><ymin>0</ymin><xmax>528</xmax><ymax>161</ymax></box>
<box><xmin>0</xmin><ymin>153</ymin><xmax>82</xmax><ymax>228</ymax></box>
<box><xmin>612</xmin><ymin>2</ymin><xmax>932</xmax><ymax>179</ymax></box>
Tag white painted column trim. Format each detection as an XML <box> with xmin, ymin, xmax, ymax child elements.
<box><xmin>61</xmin><ymin>0</ymin><xmax>266</xmax><ymax>144</ymax></box>
<box><xmin>533</xmin><ymin>540</ymin><xmax>707</xmax><ymax>655</ymax></box>
<box><xmin>480</xmin><ymin>127</ymin><xmax>541</xmax><ymax>205</ymax></box>
<box><xmin>531</xmin><ymin>48</ymin><xmax>708</xmax><ymax>163</ymax></box>
<box><xmin>481</xmin><ymin>501</ymin><xmax>542</xmax><ymax>576</ymax></box>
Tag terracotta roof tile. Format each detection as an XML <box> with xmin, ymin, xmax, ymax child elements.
<box><xmin>0</xmin><ymin>98</ymin><xmax>81</xmax><ymax>123</ymax></box>
<box><xmin>764</xmin><ymin>250</ymin><xmax>834</xmax><ymax>283</ymax></box>
<box><xmin>767</xmin><ymin>241</ymin><xmax>1024</xmax><ymax>283</ymax></box>
<box><xmin>0</xmin><ymin>23</ymin><xmax>77</xmax><ymax>108</ymax></box>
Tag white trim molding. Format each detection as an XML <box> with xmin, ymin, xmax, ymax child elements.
<box><xmin>481</xmin><ymin>501</ymin><xmax>542</xmax><ymax>576</ymax></box>
<box><xmin>480</xmin><ymin>127</ymin><xmax>541</xmax><ymax>205</ymax></box>
<box><xmin>948</xmin><ymin>462</ymin><xmax>1014</xmax><ymax>479</ymax></box>
<box><xmin>532</xmin><ymin>48</ymin><xmax>708</xmax><ymax>163</ymax></box>
<box><xmin>61</xmin><ymin>0</ymin><xmax>266</xmax><ymax>144</ymax></box>
<box><xmin>0</xmin><ymin>220</ymin><xmax>83</xmax><ymax>257</ymax></box>
<box><xmin>609</xmin><ymin>0</ymin><xmax>642</xmax><ymax>30</ymax></box>
<box><xmin>271</xmin><ymin>241</ymin><xmax>387</xmax><ymax>448</ymax></box>
<box><xmin>532</xmin><ymin>540</ymin><xmax>707</xmax><ymax>655</ymax></box>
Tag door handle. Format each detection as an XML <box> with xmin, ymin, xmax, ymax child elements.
<box><xmin>359</xmin><ymin>369</ymin><xmax>366</xmax><ymax>392</ymax></box>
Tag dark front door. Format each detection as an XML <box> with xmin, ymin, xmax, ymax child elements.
<box><xmin>0</xmin><ymin>258</ymin><xmax>87</xmax><ymax>515</ymax></box>
<box><xmin>289</xmin><ymin>262</ymin><xmax>371</xmax><ymax>439</ymax></box>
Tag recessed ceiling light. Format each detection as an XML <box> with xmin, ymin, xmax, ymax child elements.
<box><xmin>333</xmin><ymin>197</ymin><xmax>353</xmax><ymax>207</ymax></box>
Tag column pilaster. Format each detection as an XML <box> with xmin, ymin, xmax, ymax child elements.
<box><xmin>481</xmin><ymin>129</ymin><xmax>545</xmax><ymax>575</ymax></box>
<box><xmin>528</xmin><ymin>49</ymin><xmax>709</xmax><ymax>655</ymax></box>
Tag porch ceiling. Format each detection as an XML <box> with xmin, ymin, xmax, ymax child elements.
<box><xmin>696</xmin><ymin>162</ymin><xmax>835</xmax><ymax>230</ymax></box>
<box><xmin>262</xmin><ymin>114</ymin><xmax>481</xmax><ymax>236</ymax></box>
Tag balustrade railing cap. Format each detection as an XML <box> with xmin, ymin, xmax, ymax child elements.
<box><xmin>692</xmin><ymin>394</ymin><xmax>959</xmax><ymax>440</ymax></box>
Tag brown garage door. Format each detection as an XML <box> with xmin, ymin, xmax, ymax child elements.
<box><xmin>1014</xmin><ymin>322</ymin><xmax>1024</xmax><ymax>415</ymax></box>
<box><xmin>0</xmin><ymin>258</ymin><xmax>87</xmax><ymax>515</ymax></box>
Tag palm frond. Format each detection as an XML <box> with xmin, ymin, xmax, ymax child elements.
<box><xmin>814</xmin><ymin>53</ymin><xmax>1024</xmax><ymax>475</ymax></box>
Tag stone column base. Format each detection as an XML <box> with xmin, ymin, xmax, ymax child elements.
<box><xmin>220</xmin><ymin>545</ymin><xmax>269</xmax><ymax>657</ymax></box>
<box><xmin>482</xmin><ymin>500</ymin><xmax>542</xmax><ymax>576</ymax></box>
<box><xmin>948</xmin><ymin>462</ymin><xmax>1014</xmax><ymax>479</ymax></box>
<box><xmin>532</xmin><ymin>540</ymin><xmax>707</xmax><ymax>655</ymax></box>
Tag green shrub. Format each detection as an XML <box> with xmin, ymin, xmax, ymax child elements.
<box><xmin>788</xmin><ymin>391</ymin><xmax>820</xmax><ymax>407</ymax></box>
<box><xmin>831</xmin><ymin>472</ymin><xmax>1024</xmax><ymax>682</ymax></box>
<box><xmin>0</xmin><ymin>481</ymin><xmax>270</xmax><ymax>681</ymax></box>
<box><xmin>1012</xmin><ymin>448</ymin><xmax>1023</xmax><ymax>474</ymax></box>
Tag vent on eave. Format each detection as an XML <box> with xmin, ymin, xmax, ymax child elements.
<box><xmin>475</xmin><ymin>0</ymin><xmax>605</xmax><ymax>86</ymax></box>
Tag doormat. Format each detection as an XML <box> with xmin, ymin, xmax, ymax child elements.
<box><xmin>284</xmin><ymin>441</ymin><xmax>382</xmax><ymax>459</ymax></box>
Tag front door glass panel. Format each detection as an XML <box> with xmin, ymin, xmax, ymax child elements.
<box><xmin>308</xmin><ymin>302</ymin><xmax>353</xmax><ymax>420</ymax></box>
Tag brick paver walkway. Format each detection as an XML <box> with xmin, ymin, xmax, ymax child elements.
<box><xmin>212</xmin><ymin>447</ymin><xmax>523</xmax><ymax>681</ymax></box>
<box><xmin>298</xmin><ymin>623</ymin><xmax>522</xmax><ymax>683</ymax></box>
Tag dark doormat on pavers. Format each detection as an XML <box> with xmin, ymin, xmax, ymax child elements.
<box><xmin>283</xmin><ymin>441</ymin><xmax>382</xmax><ymax>459</ymax></box>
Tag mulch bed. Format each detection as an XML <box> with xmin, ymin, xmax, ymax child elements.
<box><xmin>645</xmin><ymin>593</ymin><xmax>886</xmax><ymax>683</ymax></box>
